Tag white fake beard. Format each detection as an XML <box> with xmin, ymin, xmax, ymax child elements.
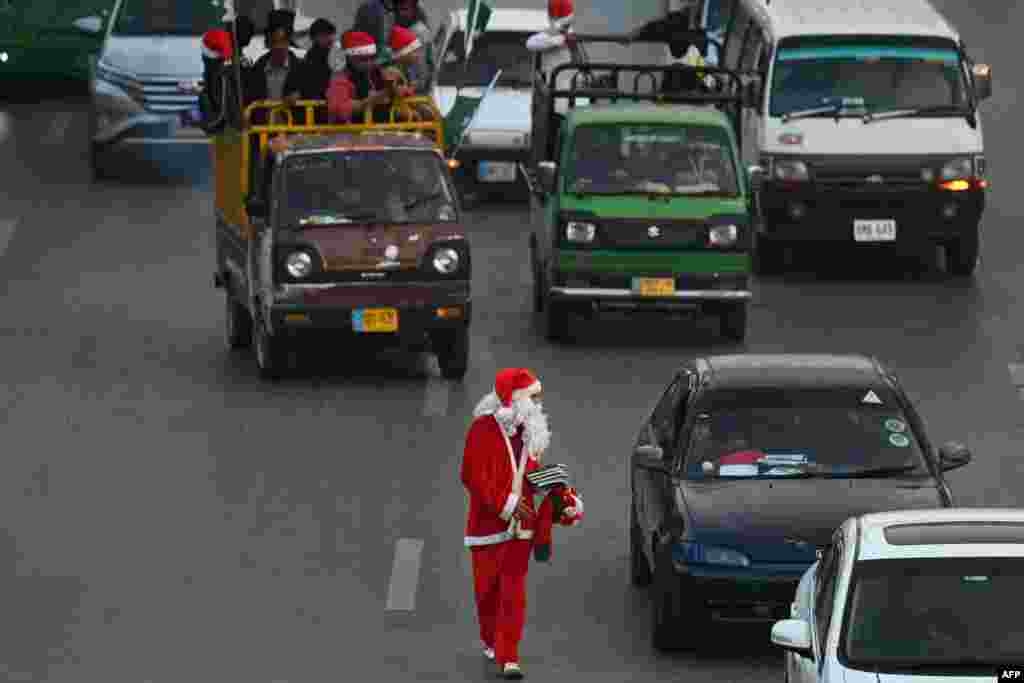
<box><xmin>473</xmin><ymin>392</ymin><xmax>551</xmax><ymax>458</ymax></box>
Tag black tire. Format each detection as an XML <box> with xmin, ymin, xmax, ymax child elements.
<box><xmin>435</xmin><ymin>326</ymin><xmax>469</xmax><ymax>380</ymax></box>
<box><xmin>630</xmin><ymin>504</ymin><xmax>652</xmax><ymax>587</ymax></box>
<box><xmin>253</xmin><ymin>317</ymin><xmax>286</xmax><ymax>380</ymax></box>
<box><xmin>224</xmin><ymin>290</ymin><xmax>253</xmax><ymax>349</ymax></box>
<box><xmin>531</xmin><ymin>239</ymin><xmax>544</xmax><ymax>313</ymax></box>
<box><xmin>720</xmin><ymin>303</ymin><xmax>748</xmax><ymax>342</ymax></box>
<box><xmin>544</xmin><ymin>299</ymin><xmax>570</xmax><ymax>342</ymax></box>
<box><xmin>651</xmin><ymin>546</ymin><xmax>681</xmax><ymax>651</ymax></box>
<box><xmin>89</xmin><ymin>142</ymin><xmax>111</xmax><ymax>181</ymax></box>
<box><xmin>946</xmin><ymin>228</ymin><xmax>979</xmax><ymax>277</ymax></box>
<box><xmin>753</xmin><ymin>233</ymin><xmax>783</xmax><ymax>276</ymax></box>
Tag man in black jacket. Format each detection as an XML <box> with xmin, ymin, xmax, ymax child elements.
<box><xmin>282</xmin><ymin>18</ymin><xmax>337</xmax><ymax>122</ymax></box>
<box><xmin>244</xmin><ymin>9</ymin><xmax>303</xmax><ymax>123</ymax></box>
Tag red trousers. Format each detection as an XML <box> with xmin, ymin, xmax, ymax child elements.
<box><xmin>471</xmin><ymin>539</ymin><xmax>532</xmax><ymax>664</ymax></box>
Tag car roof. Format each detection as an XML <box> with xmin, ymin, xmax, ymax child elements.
<box><xmin>280</xmin><ymin>132</ymin><xmax>439</xmax><ymax>154</ymax></box>
<box><xmin>448</xmin><ymin>7</ymin><xmax>550</xmax><ymax>32</ymax></box>
<box><xmin>696</xmin><ymin>354</ymin><xmax>887</xmax><ymax>391</ymax></box>
<box><xmin>745</xmin><ymin>0</ymin><xmax>959</xmax><ymax>41</ymax></box>
<box><xmin>567</xmin><ymin>103</ymin><xmax>733</xmax><ymax>129</ymax></box>
<box><xmin>857</xmin><ymin>509</ymin><xmax>1024</xmax><ymax>561</ymax></box>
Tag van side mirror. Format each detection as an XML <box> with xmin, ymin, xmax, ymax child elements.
<box><xmin>972</xmin><ymin>63</ymin><xmax>992</xmax><ymax>100</ymax></box>
<box><xmin>771</xmin><ymin>619</ymin><xmax>813</xmax><ymax>658</ymax></box>
<box><xmin>245</xmin><ymin>197</ymin><xmax>267</xmax><ymax>218</ymax></box>
<box><xmin>634</xmin><ymin>444</ymin><xmax>667</xmax><ymax>472</ymax></box>
<box><xmin>72</xmin><ymin>15</ymin><xmax>103</xmax><ymax>34</ymax></box>
<box><xmin>748</xmin><ymin>164</ymin><xmax>764</xmax><ymax>189</ymax></box>
<box><xmin>537</xmin><ymin>161</ymin><xmax>558</xmax><ymax>194</ymax></box>
<box><xmin>938</xmin><ymin>441</ymin><xmax>972</xmax><ymax>471</ymax></box>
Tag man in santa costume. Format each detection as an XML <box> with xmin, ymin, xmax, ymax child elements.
<box><xmin>462</xmin><ymin>368</ymin><xmax>551</xmax><ymax>679</ymax></box>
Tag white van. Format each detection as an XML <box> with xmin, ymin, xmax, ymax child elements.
<box><xmin>430</xmin><ymin>8</ymin><xmax>548</xmax><ymax>192</ymax></box>
<box><xmin>712</xmin><ymin>0</ymin><xmax>993</xmax><ymax>276</ymax></box>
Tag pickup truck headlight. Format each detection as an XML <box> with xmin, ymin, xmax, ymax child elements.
<box><xmin>708</xmin><ymin>224</ymin><xmax>738</xmax><ymax>247</ymax></box>
<box><xmin>772</xmin><ymin>159</ymin><xmax>809</xmax><ymax>182</ymax></box>
<box><xmin>285</xmin><ymin>251</ymin><xmax>314</xmax><ymax>278</ymax></box>
<box><xmin>433</xmin><ymin>247</ymin><xmax>459</xmax><ymax>274</ymax></box>
<box><xmin>672</xmin><ymin>542</ymin><xmax>751</xmax><ymax>570</ymax></box>
<box><xmin>565</xmin><ymin>221</ymin><xmax>596</xmax><ymax>243</ymax></box>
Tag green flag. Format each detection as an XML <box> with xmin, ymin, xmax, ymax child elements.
<box><xmin>463</xmin><ymin>0</ymin><xmax>493</xmax><ymax>59</ymax></box>
<box><xmin>445</xmin><ymin>69</ymin><xmax>502</xmax><ymax>151</ymax></box>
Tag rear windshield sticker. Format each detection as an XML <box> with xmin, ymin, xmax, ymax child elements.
<box><xmin>760</xmin><ymin>453</ymin><xmax>808</xmax><ymax>464</ymax></box>
<box><xmin>764</xmin><ymin>466</ymin><xmax>804</xmax><ymax>476</ymax></box>
<box><xmin>862</xmin><ymin>390</ymin><xmax>882</xmax><ymax>405</ymax></box>
<box><xmin>888</xmin><ymin>433</ymin><xmax>910</xmax><ymax>448</ymax></box>
<box><xmin>884</xmin><ymin>418</ymin><xmax>906</xmax><ymax>433</ymax></box>
<box><xmin>719</xmin><ymin>464</ymin><xmax>759</xmax><ymax>477</ymax></box>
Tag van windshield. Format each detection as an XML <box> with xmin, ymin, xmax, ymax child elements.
<box><xmin>769</xmin><ymin>37</ymin><xmax>970</xmax><ymax>119</ymax></box>
<box><xmin>113</xmin><ymin>0</ymin><xmax>226</xmax><ymax>36</ymax></box>
<box><xmin>567</xmin><ymin>124</ymin><xmax>740</xmax><ymax>197</ymax></box>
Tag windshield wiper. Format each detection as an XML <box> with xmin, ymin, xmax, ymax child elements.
<box><xmin>863</xmin><ymin>104</ymin><xmax>976</xmax><ymax>128</ymax></box>
<box><xmin>835</xmin><ymin>464</ymin><xmax>923</xmax><ymax>478</ymax></box>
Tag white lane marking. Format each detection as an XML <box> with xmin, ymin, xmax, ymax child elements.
<box><xmin>385</xmin><ymin>538</ymin><xmax>424</xmax><ymax>611</ymax></box>
<box><xmin>423</xmin><ymin>376</ymin><xmax>450</xmax><ymax>416</ymax></box>
<box><xmin>46</xmin><ymin>112</ymin><xmax>72</xmax><ymax>144</ymax></box>
<box><xmin>0</xmin><ymin>111</ymin><xmax>11</xmax><ymax>144</ymax></box>
<box><xmin>0</xmin><ymin>219</ymin><xmax>17</xmax><ymax>259</ymax></box>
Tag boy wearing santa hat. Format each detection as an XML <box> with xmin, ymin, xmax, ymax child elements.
<box><xmin>325</xmin><ymin>32</ymin><xmax>393</xmax><ymax>123</ymax></box>
<box><xmin>462</xmin><ymin>368</ymin><xmax>551</xmax><ymax>679</ymax></box>
<box><xmin>387</xmin><ymin>25</ymin><xmax>429</xmax><ymax>95</ymax></box>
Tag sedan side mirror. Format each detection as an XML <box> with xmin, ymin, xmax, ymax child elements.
<box><xmin>972</xmin><ymin>63</ymin><xmax>992</xmax><ymax>100</ymax></box>
<box><xmin>771</xmin><ymin>619</ymin><xmax>813</xmax><ymax>658</ymax></box>
<box><xmin>938</xmin><ymin>441</ymin><xmax>972</xmax><ymax>471</ymax></box>
<box><xmin>537</xmin><ymin>160</ymin><xmax>557</xmax><ymax>194</ymax></box>
<box><xmin>73</xmin><ymin>15</ymin><xmax>103</xmax><ymax>34</ymax></box>
<box><xmin>634</xmin><ymin>444</ymin><xmax>667</xmax><ymax>472</ymax></box>
<box><xmin>245</xmin><ymin>197</ymin><xmax>267</xmax><ymax>218</ymax></box>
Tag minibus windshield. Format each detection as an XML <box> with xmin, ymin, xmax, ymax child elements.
<box><xmin>769</xmin><ymin>37</ymin><xmax>970</xmax><ymax>119</ymax></box>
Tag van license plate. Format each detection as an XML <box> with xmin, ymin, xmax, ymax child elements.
<box><xmin>353</xmin><ymin>308</ymin><xmax>398</xmax><ymax>332</ymax></box>
<box><xmin>478</xmin><ymin>161</ymin><xmax>517</xmax><ymax>183</ymax></box>
<box><xmin>853</xmin><ymin>219</ymin><xmax>896</xmax><ymax>242</ymax></box>
<box><xmin>634</xmin><ymin>278</ymin><xmax>675</xmax><ymax>297</ymax></box>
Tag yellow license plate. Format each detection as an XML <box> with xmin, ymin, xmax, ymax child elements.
<box><xmin>353</xmin><ymin>308</ymin><xmax>398</xmax><ymax>332</ymax></box>
<box><xmin>636</xmin><ymin>278</ymin><xmax>675</xmax><ymax>297</ymax></box>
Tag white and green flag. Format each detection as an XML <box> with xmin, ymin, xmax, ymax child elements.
<box><xmin>463</xmin><ymin>0</ymin><xmax>493</xmax><ymax>59</ymax></box>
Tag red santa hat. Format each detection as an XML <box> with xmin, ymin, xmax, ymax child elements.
<box><xmin>342</xmin><ymin>31</ymin><xmax>377</xmax><ymax>57</ymax></box>
<box><xmin>390</xmin><ymin>26</ymin><xmax>422</xmax><ymax>58</ymax></box>
<box><xmin>201</xmin><ymin>29</ymin><xmax>234</xmax><ymax>60</ymax></box>
<box><xmin>533</xmin><ymin>486</ymin><xmax>584</xmax><ymax>562</ymax></box>
<box><xmin>548</xmin><ymin>0</ymin><xmax>574</xmax><ymax>31</ymax></box>
<box><xmin>495</xmin><ymin>368</ymin><xmax>542</xmax><ymax>407</ymax></box>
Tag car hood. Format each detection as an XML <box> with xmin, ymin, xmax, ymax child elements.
<box><xmin>434</xmin><ymin>86</ymin><xmax>532</xmax><ymax>132</ymax></box>
<box><xmin>100</xmin><ymin>36</ymin><xmax>202</xmax><ymax>78</ymax></box>
<box><xmin>762</xmin><ymin>116</ymin><xmax>983</xmax><ymax>156</ymax></box>
<box><xmin>678</xmin><ymin>477</ymin><xmax>944</xmax><ymax>562</ymax></box>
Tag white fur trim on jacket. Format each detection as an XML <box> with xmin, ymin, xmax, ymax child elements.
<box><xmin>500</xmin><ymin>492</ymin><xmax>519</xmax><ymax>521</ymax></box>
<box><xmin>202</xmin><ymin>42</ymin><xmax>226</xmax><ymax>60</ymax></box>
<box><xmin>345</xmin><ymin>44</ymin><xmax>377</xmax><ymax>56</ymax></box>
<box><xmin>550</xmin><ymin>15</ymin><xmax>574</xmax><ymax>30</ymax></box>
<box><xmin>394</xmin><ymin>37</ymin><xmax>422</xmax><ymax>58</ymax></box>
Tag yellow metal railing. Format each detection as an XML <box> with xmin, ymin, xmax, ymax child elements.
<box><xmin>215</xmin><ymin>97</ymin><xmax>445</xmax><ymax>239</ymax></box>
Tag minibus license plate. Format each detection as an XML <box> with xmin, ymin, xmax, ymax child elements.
<box><xmin>853</xmin><ymin>219</ymin><xmax>896</xmax><ymax>242</ymax></box>
<box><xmin>634</xmin><ymin>278</ymin><xmax>675</xmax><ymax>297</ymax></box>
<box><xmin>353</xmin><ymin>308</ymin><xmax>398</xmax><ymax>332</ymax></box>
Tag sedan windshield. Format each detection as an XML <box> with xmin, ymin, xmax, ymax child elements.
<box><xmin>841</xmin><ymin>558</ymin><xmax>1024</xmax><ymax>670</ymax></box>
<box><xmin>113</xmin><ymin>0</ymin><xmax>226</xmax><ymax>36</ymax></box>
<box><xmin>769</xmin><ymin>37</ymin><xmax>970</xmax><ymax>119</ymax></box>
<box><xmin>568</xmin><ymin>124</ymin><xmax>740</xmax><ymax>197</ymax></box>
<box><xmin>685</xmin><ymin>388</ymin><xmax>928</xmax><ymax>478</ymax></box>
<box><xmin>282</xmin><ymin>150</ymin><xmax>458</xmax><ymax>227</ymax></box>
<box><xmin>438</xmin><ymin>31</ymin><xmax>533</xmax><ymax>88</ymax></box>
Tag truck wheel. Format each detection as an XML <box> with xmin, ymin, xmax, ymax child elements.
<box><xmin>89</xmin><ymin>143</ymin><xmax>111</xmax><ymax>181</ymax></box>
<box><xmin>544</xmin><ymin>299</ymin><xmax>570</xmax><ymax>342</ymax></box>
<box><xmin>436</xmin><ymin>326</ymin><xmax>469</xmax><ymax>380</ymax></box>
<box><xmin>946</xmin><ymin>228</ymin><xmax>979</xmax><ymax>277</ymax></box>
<box><xmin>753</xmin><ymin>234</ymin><xmax>782</xmax><ymax>276</ymax></box>
<box><xmin>720</xmin><ymin>303</ymin><xmax>748</xmax><ymax>342</ymax></box>
<box><xmin>531</xmin><ymin>242</ymin><xmax>544</xmax><ymax>313</ymax></box>
<box><xmin>630</xmin><ymin>504</ymin><xmax>652</xmax><ymax>587</ymax></box>
<box><xmin>651</xmin><ymin>546</ymin><xmax>681</xmax><ymax>651</ymax></box>
<box><xmin>254</xmin><ymin>318</ymin><xmax>286</xmax><ymax>380</ymax></box>
<box><xmin>224</xmin><ymin>291</ymin><xmax>253</xmax><ymax>349</ymax></box>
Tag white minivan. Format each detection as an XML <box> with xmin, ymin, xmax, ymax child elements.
<box><xmin>711</xmin><ymin>0</ymin><xmax>993</xmax><ymax>276</ymax></box>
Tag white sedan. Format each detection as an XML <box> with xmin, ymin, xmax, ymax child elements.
<box><xmin>772</xmin><ymin>507</ymin><xmax>1024</xmax><ymax>683</ymax></box>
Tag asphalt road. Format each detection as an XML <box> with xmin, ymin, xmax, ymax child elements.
<box><xmin>0</xmin><ymin>1</ymin><xmax>1021</xmax><ymax>681</ymax></box>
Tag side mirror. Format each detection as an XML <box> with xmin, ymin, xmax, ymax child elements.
<box><xmin>972</xmin><ymin>63</ymin><xmax>992</xmax><ymax>100</ymax></box>
<box><xmin>537</xmin><ymin>160</ymin><xmax>558</xmax><ymax>194</ymax></box>
<box><xmin>634</xmin><ymin>444</ymin><xmax>667</xmax><ymax>472</ymax></box>
<box><xmin>73</xmin><ymin>15</ymin><xmax>103</xmax><ymax>34</ymax></box>
<box><xmin>748</xmin><ymin>164</ymin><xmax>764</xmax><ymax>189</ymax></box>
<box><xmin>938</xmin><ymin>441</ymin><xmax>972</xmax><ymax>471</ymax></box>
<box><xmin>245</xmin><ymin>197</ymin><xmax>267</xmax><ymax>218</ymax></box>
<box><xmin>771</xmin><ymin>619</ymin><xmax>813</xmax><ymax>658</ymax></box>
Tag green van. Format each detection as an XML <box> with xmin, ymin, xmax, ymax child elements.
<box><xmin>528</xmin><ymin>61</ymin><xmax>756</xmax><ymax>342</ymax></box>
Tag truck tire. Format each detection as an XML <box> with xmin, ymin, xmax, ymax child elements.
<box><xmin>544</xmin><ymin>299</ymin><xmax>570</xmax><ymax>343</ymax></box>
<box><xmin>651</xmin><ymin>546</ymin><xmax>681</xmax><ymax>651</ymax></box>
<box><xmin>531</xmin><ymin>239</ymin><xmax>544</xmax><ymax>313</ymax></box>
<box><xmin>754</xmin><ymin>234</ymin><xmax>783</xmax><ymax>276</ymax></box>
<box><xmin>436</xmin><ymin>326</ymin><xmax>469</xmax><ymax>380</ymax></box>
<box><xmin>630</xmin><ymin>504</ymin><xmax>652</xmax><ymax>587</ymax></box>
<box><xmin>720</xmin><ymin>303</ymin><xmax>747</xmax><ymax>342</ymax></box>
<box><xmin>946</xmin><ymin>228</ymin><xmax>979</xmax><ymax>277</ymax></box>
<box><xmin>89</xmin><ymin>143</ymin><xmax>111</xmax><ymax>181</ymax></box>
<box><xmin>254</xmin><ymin>318</ymin><xmax>286</xmax><ymax>380</ymax></box>
<box><xmin>224</xmin><ymin>290</ymin><xmax>253</xmax><ymax>349</ymax></box>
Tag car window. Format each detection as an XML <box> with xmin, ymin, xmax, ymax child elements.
<box><xmin>650</xmin><ymin>374</ymin><xmax>689</xmax><ymax>451</ymax></box>
<box><xmin>684</xmin><ymin>387</ymin><xmax>929</xmax><ymax>479</ymax></box>
<box><xmin>113</xmin><ymin>0</ymin><xmax>225</xmax><ymax>36</ymax></box>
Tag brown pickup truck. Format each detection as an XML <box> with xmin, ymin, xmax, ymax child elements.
<box><xmin>213</xmin><ymin>100</ymin><xmax>470</xmax><ymax>380</ymax></box>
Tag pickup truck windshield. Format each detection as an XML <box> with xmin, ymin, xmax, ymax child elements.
<box><xmin>438</xmin><ymin>31</ymin><xmax>533</xmax><ymax>88</ymax></box>
<box><xmin>282</xmin><ymin>150</ymin><xmax>457</xmax><ymax>226</ymax></box>
<box><xmin>568</xmin><ymin>123</ymin><xmax>740</xmax><ymax>197</ymax></box>
<box><xmin>769</xmin><ymin>37</ymin><xmax>970</xmax><ymax>119</ymax></box>
<box><xmin>113</xmin><ymin>0</ymin><xmax>225</xmax><ymax>36</ymax></box>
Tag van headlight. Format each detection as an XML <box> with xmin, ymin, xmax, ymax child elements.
<box><xmin>565</xmin><ymin>221</ymin><xmax>596</xmax><ymax>243</ymax></box>
<box><xmin>940</xmin><ymin>157</ymin><xmax>973</xmax><ymax>181</ymax></box>
<box><xmin>709</xmin><ymin>224</ymin><xmax>738</xmax><ymax>246</ymax></box>
<box><xmin>285</xmin><ymin>251</ymin><xmax>314</xmax><ymax>278</ymax></box>
<box><xmin>672</xmin><ymin>542</ymin><xmax>751</xmax><ymax>570</ymax></box>
<box><xmin>433</xmin><ymin>247</ymin><xmax>459</xmax><ymax>273</ymax></box>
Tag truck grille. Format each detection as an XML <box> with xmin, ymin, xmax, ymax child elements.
<box><xmin>808</xmin><ymin>157</ymin><xmax>926</xmax><ymax>189</ymax></box>
<box><xmin>595</xmin><ymin>218</ymin><xmax>705</xmax><ymax>249</ymax></box>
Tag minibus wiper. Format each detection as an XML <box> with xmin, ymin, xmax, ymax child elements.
<box><xmin>862</xmin><ymin>104</ymin><xmax>977</xmax><ymax>128</ymax></box>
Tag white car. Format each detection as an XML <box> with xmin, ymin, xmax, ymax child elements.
<box><xmin>772</xmin><ymin>508</ymin><xmax>1024</xmax><ymax>683</ymax></box>
<box><xmin>430</xmin><ymin>7</ymin><xmax>549</xmax><ymax>191</ymax></box>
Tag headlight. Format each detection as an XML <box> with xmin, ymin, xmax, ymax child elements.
<box><xmin>709</xmin><ymin>224</ymin><xmax>738</xmax><ymax>246</ymax></box>
<box><xmin>285</xmin><ymin>251</ymin><xmax>313</xmax><ymax>278</ymax></box>
<box><xmin>940</xmin><ymin>157</ymin><xmax>973</xmax><ymax>181</ymax></box>
<box><xmin>773</xmin><ymin>159</ymin><xmax>809</xmax><ymax>182</ymax></box>
<box><xmin>672</xmin><ymin>542</ymin><xmax>751</xmax><ymax>570</ymax></box>
<box><xmin>565</xmin><ymin>221</ymin><xmax>596</xmax><ymax>243</ymax></box>
<box><xmin>433</xmin><ymin>247</ymin><xmax>459</xmax><ymax>274</ymax></box>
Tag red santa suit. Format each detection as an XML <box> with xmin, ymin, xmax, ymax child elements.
<box><xmin>461</xmin><ymin>368</ymin><xmax>548</xmax><ymax>673</ymax></box>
